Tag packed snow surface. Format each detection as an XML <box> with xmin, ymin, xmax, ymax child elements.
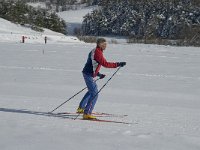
<box><xmin>0</xmin><ymin>41</ymin><xmax>200</xmax><ymax>150</ymax></box>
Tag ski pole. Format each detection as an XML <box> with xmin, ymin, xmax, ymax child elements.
<box><xmin>74</xmin><ymin>67</ymin><xmax>121</xmax><ymax>120</ymax></box>
<box><xmin>49</xmin><ymin>78</ymin><xmax>100</xmax><ymax>113</ymax></box>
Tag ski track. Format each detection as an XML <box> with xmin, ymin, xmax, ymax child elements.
<box><xmin>0</xmin><ymin>64</ymin><xmax>199</xmax><ymax>81</ymax></box>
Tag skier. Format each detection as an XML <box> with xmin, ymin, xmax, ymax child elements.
<box><xmin>77</xmin><ymin>38</ymin><xmax>126</xmax><ymax>120</ymax></box>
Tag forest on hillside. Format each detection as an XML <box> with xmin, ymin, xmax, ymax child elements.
<box><xmin>0</xmin><ymin>0</ymin><xmax>66</xmax><ymax>34</ymax></box>
<box><xmin>81</xmin><ymin>0</ymin><xmax>200</xmax><ymax>46</ymax></box>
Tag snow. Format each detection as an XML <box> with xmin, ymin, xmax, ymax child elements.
<box><xmin>0</xmin><ymin>7</ymin><xmax>200</xmax><ymax>150</ymax></box>
<box><xmin>27</xmin><ymin>2</ymin><xmax>46</xmax><ymax>9</ymax></box>
<box><xmin>1</xmin><ymin>40</ymin><xmax>200</xmax><ymax>150</ymax></box>
<box><xmin>0</xmin><ymin>18</ymin><xmax>81</xmax><ymax>44</ymax></box>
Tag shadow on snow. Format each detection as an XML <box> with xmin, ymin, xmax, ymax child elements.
<box><xmin>0</xmin><ymin>107</ymin><xmax>77</xmax><ymax>119</ymax></box>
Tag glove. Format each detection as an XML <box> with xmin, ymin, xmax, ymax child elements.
<box><xmin>97</xmin><ymin>73</ymin><xmax>106</xmax><ymax>79</ymax></box>
<box><xmin>117</xmin><ymin>62</ymin><xmax>126</xmax><ymax>67</ymax></box>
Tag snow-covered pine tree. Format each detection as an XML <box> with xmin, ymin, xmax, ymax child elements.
<box><xmin>82</xmin><ymin>0</ymin><xmax>200</xmax><ymax>44</ymax></box>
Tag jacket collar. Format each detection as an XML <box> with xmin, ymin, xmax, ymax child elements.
<box><xmin>96</xmin><ymin>46</ymin><xmax>103</xmax><ymax>51</ymax></box>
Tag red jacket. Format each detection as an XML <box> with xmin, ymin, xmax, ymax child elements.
<box><xmin>82</xmin><ymin>47</ymin><xmax>118</xmax><ymax>77</ymax></box>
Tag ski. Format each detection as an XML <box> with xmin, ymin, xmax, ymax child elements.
<box><xmin>81</xmin><ymin>118</ymin><xmax>132</xmax><ymax>125</ymax></box>
<box><xmin>55</xmin><ymin>112</ymin><xmax>128</xmax><ymax>118</ymax></box>
<box><xmin>48</xmin><ymin>112</ymin><xmax>132</xmax><ymax>125</ymax></box>
<box><xmin>50</xmin><ymin>113</ymin><xmax>108</xmax><ymax>118</ymax></box>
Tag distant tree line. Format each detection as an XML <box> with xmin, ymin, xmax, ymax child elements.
<box><xmin>81</xmin><ymin>0</ymin><xmax>200</xmax><ymax>45</ymax></box>
<box><xmin>0</xmin><ymin>0</ymin><xmax>66</xmax><ymax>34</ymax></box>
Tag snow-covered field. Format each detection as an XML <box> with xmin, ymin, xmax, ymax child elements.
<box><xmin>0</xmin><ymin>40</ymin><xmax>200</xmax><ymax>150</ymax></box>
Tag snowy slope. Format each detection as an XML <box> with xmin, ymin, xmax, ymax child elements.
<box><xmin>0</xmin><ymin>18</ymin><xmax>81</xmax><ymax>44</ymax></box>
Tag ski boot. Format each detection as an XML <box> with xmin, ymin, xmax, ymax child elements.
<box><xmin>83</xmin><ymin>114</ymin><xmax>97</xmax><ymax>120</ymax></box>
<box><xmin>76</xmin><ymin>107</ymin><xmax>84</xmax><ymax>114</ymax></box>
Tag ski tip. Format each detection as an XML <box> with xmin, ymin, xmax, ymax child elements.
<box><xmin>82</xmin><ymin>118</ymin><xmax>133</xmax><ymax>125</ymax></box>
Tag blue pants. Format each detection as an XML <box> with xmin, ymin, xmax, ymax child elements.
<box><xmin>79</xmin><ymin>73</ymin><xmax>98</xmax><ymax>114</ymax></box>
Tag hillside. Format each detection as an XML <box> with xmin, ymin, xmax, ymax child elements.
<box><xmin>57</xmin><ymin>6</ymin><xmax>97</xmax><ymax>35</ymax></box>
<box><xmin>0</xmin><ymin>18</ymin><xmax>81</xmax><ymax>44</ymax></box>
<box><xmin>0</xmin><ymin>1</ymin><xmax>66</xmax><ymax>34</ymax></box>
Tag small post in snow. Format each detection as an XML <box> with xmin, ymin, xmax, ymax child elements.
<box><xmin>44</xmin><ymin>36</ymin><xmax>47</xmax><ymax>44</ymax></box>
<box><xmin>22</xmin><ymin>36</ymin><xmax>25</xmax><ymax>43</ymax></box>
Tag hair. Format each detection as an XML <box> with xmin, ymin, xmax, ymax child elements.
<box><xmin>96</xmin><ymin>38</ymin><xmax>106</xmax><ymax>45</ymax></box>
